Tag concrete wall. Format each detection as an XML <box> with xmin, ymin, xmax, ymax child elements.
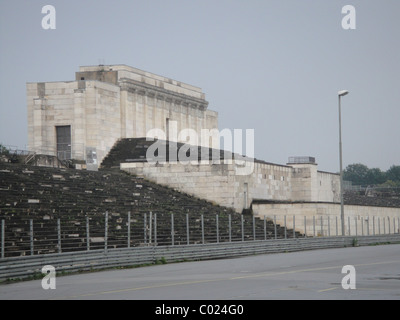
<box><xmin>252</xmin><ymin>202</ymin><xmax>400</xmax><ymax>237</ymax></box>
<box><xmin>27</xmin><ymin>81</ymin><xmax>85</xmax><ymax>159</ymax></box>
<box><xmin>289</xmin><ymin>164</ymin><xmax>340</xmax><ymax>203</ymax></box>
<box><xmin>77</xmin><ymin>64</ymin><xmax>206</xmax><ymax>100</ymax></box>
<box><xmin>120</xmin><ymin>158</ymin><xmax>341</xmax><ymax>213</ymax></box>
<box><xmin>317</xmin><ymin>171</ymin><xmax>341</xmax><ymax>203</ymax></box>
<box><xmin>27</xmin><ymin>80</ymin><xmax>121</xmax><ymax>164</ymax></box>
<box><xmin>122</xmin><ymin>161</ymin><xmax>238</xmax><ymax>209</ymax></box>
<box><xmin>27</xmin><ymin>65</ymin><xmax>218</xmax><ymax>166</ymax></box>
<box><xmin>121</xmin><ymin>160</ymin><xmax>294</xmax><ymax>212</ymax></box>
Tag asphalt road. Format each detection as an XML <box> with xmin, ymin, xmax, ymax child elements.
<box><xmin>1</xmin><ymin>244</ymin><xmax>400</xmax><ymax>300</ymax></box>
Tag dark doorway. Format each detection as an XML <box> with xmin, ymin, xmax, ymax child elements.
<box><xmin>56</xmin><ymin>125</ymin><xmax>71</xmax><ymax>160</ymax></box>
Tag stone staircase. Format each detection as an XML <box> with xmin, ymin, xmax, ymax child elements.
<box><xmin>0</xmin><ymin>162</ymin><xmax>300</xmax><ymax>257</ymax></box>
<box><xmin>101</xmin><ymin>137</ymin><xmax>231</xmax><ymax>169</ymax></box>
<box><xmin>344</xmin><ymin>191</ymin><xmax>400</xmax><ymax>208</ymax></box>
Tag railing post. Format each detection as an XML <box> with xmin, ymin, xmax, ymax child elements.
<box><xmin>293</xmin><ymin>215</ymin><xmax>295</xmax><ymax>239</ymax></box>
<box><xmin>398</xmin><ymin>217</ymin><xmax>400</xmax><ymax>234</ymax></box>
<box><xmin>348</xmin><ymin>216</ymin><xmax>351</xmax><ymax>236</ymax></box>
<box><xmin>264</xmin><ymin>215</ymin><xmax>267</xmax><ymax>240</ymax></box>
<box><xmin>378</xmin><ymin>217</ymin><xmax>381</xmax><ymax>235</ymax></box>
<box><xmin>373</xmin><ymin>216</ymin><xmax>375</xmax><ymax>236</ymax></box>
<box><xmin>393</xmin><ymin>217</ymin><xmax>395</xmax><ymax>234</ymax></box>
<box><xmin>1</xmin><ymin>220</ymin><xmax>4</xmax><ymax>259</ymax></box>
<box><xmin>154</xmin><ymin>213</ymin><xmax>157</xmax><ymax>245</ymax></box>
<box><xmin>320</xmin><ymin>216</ymin><xmax>323</xmax><ymax>237</ymax></box>
<box><xmin>253</xmin><ymin>216</ymin><xmax>256</xmax><ymax>241</ymax></box>
<box><xmin>86</xmin><ymin>216</ymin><xmax>90</xmax><ymax>251</ymax></box>
<box><xmin>186</xmin><ymin>214</ymin><xmax>189</xmax><ymax>245</ymax></box>
<box><xmin>336</xmin><ymin>216</ymin><xmax>338</xmax><ymax>236</ymax></box>
<box><xmin>149</xmin><ymin>212</ymin><xmax>153</xmax><ymax>244</ymax></box>
<box><xmin>355</xmin><ymin>217</ymin><xmax>358</xmax><ymax>237</ymax></box>
<box><xmin>341</xmin><ymin>216</ymin><xmax>344</xmax><ymax>236</ymax></box>
<box><xmin>361</xmin><ymin>217</ymin><xmax>364</xmax><ymax>236</ymax></box>
<box><xmin>284</xmin><ymin>215</ymin><xmax>287</xmax><ymax>239</ymax></box>
<box><xmin>57</xmin><ymin>218</ymin><xmax>61</xmax><ymax>253</ymax></box>
<box><xmin>144</xmin><ymin>213</ymin><xmax>147</xmax><ymax>244</ymax></box>
<box><xmin>274</xmin><ymin>215</ymin><xmax>277</xmax><ymax>239</ymax></box>
<box><xmin>327</xmin><ymin>216</ymin><xmax>330</xmax><ymax>237</ymax></box>
<box><xmin>127</xmin><ymin>212</ymin><xmax>131</xmax><ymax>248</ymax></box>
<box><xmin>201</xmin><ymin>214</ymin><xmax>204</xmax><ymax>244</ymax></box>
<box><xmin>241</xmin><ymin>215</ymin><xmax>244</xmax><ymax>242</ymax></box>
<box><xmin>383</xmin><ymin>217</ymin><xmax>386</xmax><ymax>234</ymax></box>
<box><xmin>171</xmin><ymin>214</ymin><xmax>175</xmax><ymax>246</ymax></box>
<box><xmin>30</xmin><ymin>219</ymin><xmax>34</xmax><ymax>255</ymax></box>
<box><xmin>304</xmin><ymin>216</ymin><xmax>307</xmax><ymax>238</ymax></box>
<box><xmin>105</xmin><ymin>211</ymin><xmax>108</xmax><ymax>253</ymax></box>
<box><xmin>313</xmin><ymin>216</ymin><xmax>315</xmax><ymax>237</ymax></box>
<box><xmin>216</xmin><ymin>214</ymin><xmax>219</xmax><ymax>243</ymax></box>
<box><xmin>229</xmin><ymin>214</ymin><xmax>232</xmax><ymax>242</ymax></box>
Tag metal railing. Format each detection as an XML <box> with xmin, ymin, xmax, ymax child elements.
<box><xmin>1</xmin><ymin>234</ymin><xmax>400</xmax><ymax>281</ymax></box>
<box><xmin>0</xmin><ymin>144</ymin><xmax>86</xmax><ymax>163</ymax></box>
<box><xmin>0</xmin><ymin>212</ymin><xmax>280</xmax><ymax>258</ymax></box>
<box><xmin>1</xmin><ymin>212</ymin><xmax>399</xmax><ymax>259</ymax></box>
<box><xmin>344</xmin><ymin>181</ymin><xmax>400</xmax><ymax>194</ymax></box>
<box><xmin>274</xmin><ymin>214</ymin><xmax>400</xmax><ymax>238</ymax></box>
<box><xmin>288</xmin><ymin>156</ymin><xmax>316</xmax><ymax>164</ymax></box>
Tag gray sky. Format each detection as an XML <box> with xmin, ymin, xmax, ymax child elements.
<box><xmin>0</xmin><ymin>0</ymin><xmax>399</xmax><ymax>173</ymax></box>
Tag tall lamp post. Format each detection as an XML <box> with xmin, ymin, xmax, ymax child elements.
<box><xmin>338</xmin><ymin>90</ymin><xmax>349</xmax><ymax>235</ymax></box>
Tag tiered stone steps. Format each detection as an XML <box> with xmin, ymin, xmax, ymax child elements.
<box><xmin>101</xmin><ymin>137</ymin><xmax>231</xmax><ymax>169</ymax></box>
<box><xmin>0</xmin><ymin>162</ymin><xmax>300</xmax><ymax>257</ymax></box>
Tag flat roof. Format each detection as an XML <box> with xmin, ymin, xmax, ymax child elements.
<box><xmin>79</xmin><ymin>64</ymin><xmax>203</xmax><ymax>93</ymax></box>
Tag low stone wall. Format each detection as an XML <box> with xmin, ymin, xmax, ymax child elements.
<box><xmin>120</xmin><ymin>159</ymin><xmax>340</xmax><ymax>213</ymax></box>
<box><xmin>2</xmin><ymin>235</ymin><xmax>400</xmax><ymax>282</ymax></box>
<box><xmin>121</xmin><ymin>160</ymin><xmax>295</xmax><ymax>212</ymax></box>
<box><xmin>252</xmin><ymin>201</ymin><xmax>400</xmax><ymax>237</ymax></box>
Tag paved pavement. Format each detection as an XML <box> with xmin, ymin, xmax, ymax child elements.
<box><xmin>1</xmin><ymin>244</ymin><xmax>399</xmax><ymax>300</ymax></box>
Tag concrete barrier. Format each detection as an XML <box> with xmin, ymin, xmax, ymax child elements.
<box><xmin>1</xmin><ymin>234</ymin><xmax>399</xmax><ymax>282</ymax></box>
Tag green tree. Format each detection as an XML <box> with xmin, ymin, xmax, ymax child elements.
<box><xmin>366</xmin><ymin>167</ymin><xmax>386</xmax><ymax>185</ymax></box>
<box><xmin>379</xmin><ymin>180</ymin><xmax>399</xmax><ymax>188</ymax></box>
<box><xmin>343</xmin><ymin>163</ymin><xmax>370</xmax><ymax>185</ymax></box>
<box><xmin>386</xmin><ymin>165</ymin><xmax>400</xmax><ymax>183</ymax></box>
<box><xmin>0</xmin><ymin>143</ymin><xmax>9</xmax><ymax>155</ymax></box>
<box><xmin>344</xmin><ymin>163</ymin><xmax>400</xmax><ymax>187</ymax></box>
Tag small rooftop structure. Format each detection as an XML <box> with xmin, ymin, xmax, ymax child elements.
<box><xmin>287</xmin><ymin>156</ymin><xmax>316</xmax><ymax>165</ymax></box>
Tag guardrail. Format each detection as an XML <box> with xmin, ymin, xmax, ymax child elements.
<box><xmin>0</xmin><ymin>212</ymin><xmax>300</xmax><ymax>258</ymax></box>
<box><xmin>1</xmin><ymin>234</ymin><xmax>399</xmax><ymax>281</ymax></box>
<box><xmin>2</xmin><ymin>212</ymin><xmax>398</xmax><ymax>259</ymax></box>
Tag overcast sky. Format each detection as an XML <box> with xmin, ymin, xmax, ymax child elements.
<box><xmin>0</xmin><ymin>0</ymin><xmax>399</xmax><ymax>172</ymax></box>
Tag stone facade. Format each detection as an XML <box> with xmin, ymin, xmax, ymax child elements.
<box><xmin>120</xmin><ymin>155</ymin><xmax>341</xmax><ymax>213</ymax></box>
<box><xmin>27</xmin><ymin>65</ymin><xmax>218</xmax><ymax>167</ymax></box>
<box><xmin>26</xmin><ymin>66</ymin><xmax>399</xmax><ymax>228</ymax></box>
<box><xmin>252</xmin><ymin>201</ymin><xmax>400</xmax><ymax>237</ymax></box>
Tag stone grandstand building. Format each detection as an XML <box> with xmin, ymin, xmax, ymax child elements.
<box><xmin>27</xmin><ymin>65</ymin><xmax>219</xmax><ymax>168</ymax></box>
<box><xmin>26</xmin><ymin>65</ymin><xmax>400</xmax><ymax>236</ymax></box>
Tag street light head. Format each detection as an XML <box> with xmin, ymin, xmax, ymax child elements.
<box><xmin>338</xmin><ymin>90</ymin><xmax>349</xmax><ymax>97</ymax></box>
